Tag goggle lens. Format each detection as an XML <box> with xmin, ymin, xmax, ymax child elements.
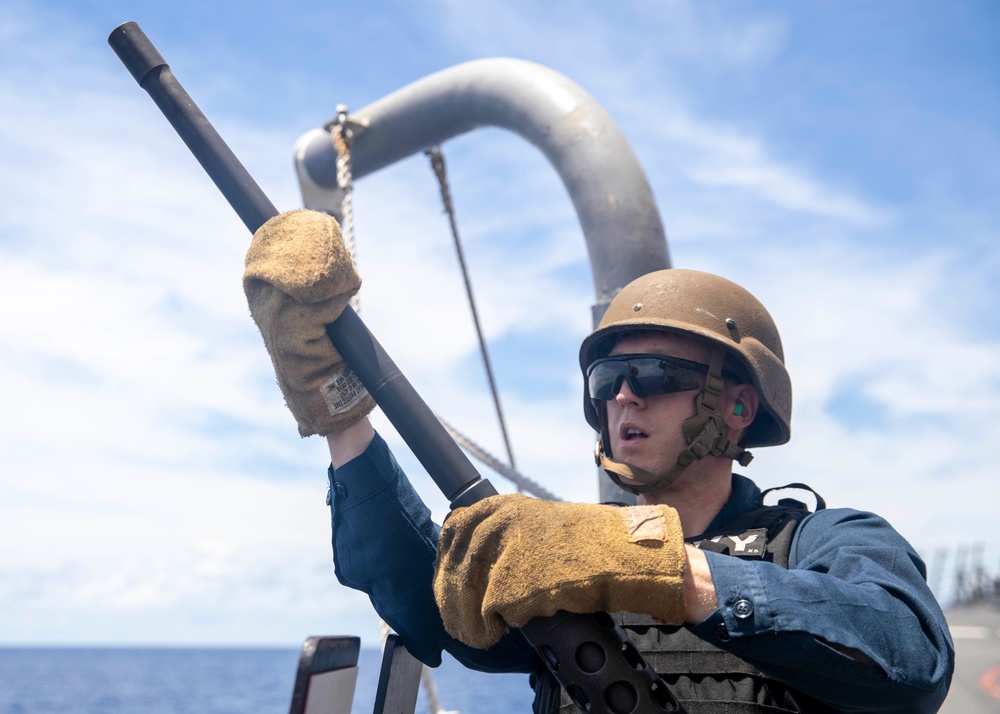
<box><xmin>587</xmin><ymin>354</ymin><xmax>709</xmax><ymax>401</ymax></box>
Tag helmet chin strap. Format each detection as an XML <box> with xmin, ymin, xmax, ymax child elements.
<box><xmin>594</xmin><ymin>346</ymin><xmax>753</xmax><ymax>496</ymax></box>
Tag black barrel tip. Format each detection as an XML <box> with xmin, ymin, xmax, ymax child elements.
<box><xmin>108</xmin><ymin>20</ymin><xmax>138</xmax><ymax>37</ymax></box>
<box><xmin>107</xmin><ymin>21</ymin><xmax>167</xmax><ymax>85</ymax></box>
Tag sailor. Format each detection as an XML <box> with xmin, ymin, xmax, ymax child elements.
<box><xmin>244</xmin><ymin>210</ymin><xmax>954</xmax><ymax>712</ymax></box>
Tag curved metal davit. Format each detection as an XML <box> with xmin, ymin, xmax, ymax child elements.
<box><xmin>294</xmin><ymin>57</ymin><xmax>671</xmax><ymax>320</ymax></box>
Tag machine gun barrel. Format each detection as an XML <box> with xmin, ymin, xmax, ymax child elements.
<box><xmin>107</xmin><ymin>22</ymin><xmax>276</xmax><ymax>233</ymax></box>
<box><xmin>108</xmin><ymin>21</ymin><xmax>684</xmax><ymax>713</ymax></box>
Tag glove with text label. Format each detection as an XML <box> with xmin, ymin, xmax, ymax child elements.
<box><xmin>433</xmin><ymin>493</ymin><xmax>687</xmax><ymax>649</ymax></box>
<box><xmin>243</xmin><ymin>209</ymin><xmax>375</xmax><ymax>437</ymax></box>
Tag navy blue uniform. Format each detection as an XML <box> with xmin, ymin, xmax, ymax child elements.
<box><xmin>329</xmin><ymin>433</ymin><xmax>953</xmax><ymax>712</ymax></box>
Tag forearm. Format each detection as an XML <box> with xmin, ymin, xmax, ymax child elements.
<box><xmin>327</xmin><ymin>417</ymin><xmax>375</xmax><ymax>468</ymax></box>
<box><xmin>686</xmin><ymin>511</ymin><xmax>952</xmax><ymax>712</ymax></box>
<box><xmin>685</xmin><ymin>544</ymin><xmax>871</xmax><ymax>664</ymax></box>
<box><xmin>683</xmin><ymin>545</ymin><xmax>718</xmax><ymax>623</ymax></box>
<box><xmin>329</xmin><ymin>432</ymin><xmax>537</xmax><ymax>672</ymax></box>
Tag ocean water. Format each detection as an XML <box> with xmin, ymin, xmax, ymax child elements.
<box><xmin>0</xmin><ymin>647</ymin><xmax>534</xmax><ymax>714</ymax></box>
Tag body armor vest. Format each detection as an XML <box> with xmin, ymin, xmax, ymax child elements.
<box><xmin>530</xmin><ymin>486</ymin><xmax>836</xmax><ymax>714</ymax></box>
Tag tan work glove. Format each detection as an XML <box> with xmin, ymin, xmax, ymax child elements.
<box><xmin>434</xmin><ymin>494</ymin><xmax>686</xmax><ymax>649</ymax></box>
<box><xmin>243</xmin><ymin>209</ymin><xmax>375</xmax><ymax>437</ymax></box>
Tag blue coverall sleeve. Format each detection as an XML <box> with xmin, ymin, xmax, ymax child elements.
<box><xmin>690</xmin><ymin>508</ymin><xmax>954</xmax><ymax>712</ymax></box>
<box><xmin>329</xmin><ymin>432</ymin><xmax>537</xmax><ymax>673</ymax></box>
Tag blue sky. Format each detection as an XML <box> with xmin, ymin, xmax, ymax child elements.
<box><xmin>0</xmin><ymin>0</ymin><xmax>998</xmax><ymax>647</ymax></box>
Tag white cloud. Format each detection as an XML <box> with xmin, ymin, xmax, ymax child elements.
<box><xmin>688</xmin><ymin>162</ymin><xmax>890</xmax><ymax>226</ymax></box>
<box><xmin>435</xmin><ymin>0</ymin><xmax>788</xmax><ymax>71</ymax></box>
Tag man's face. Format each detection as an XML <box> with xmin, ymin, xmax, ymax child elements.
<box><xmin>604</xmin><ymin>331</ymin><xmax>711</xmax><ymax>481</ymax></box>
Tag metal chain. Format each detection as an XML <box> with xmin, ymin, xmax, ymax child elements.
<box><xmin>331</xmin><ymin>105</ymin><xmax>360</xmax><ymax>314</ymax></box>
<box><xmin>425</xmin><ymin>146</ymin><xmax>523</xmax><ymax>491</ymax></box>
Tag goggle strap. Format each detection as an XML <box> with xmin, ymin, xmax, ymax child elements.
<box><xmin>701</xmin><ymin>347</ymin><xmax>726</xmax><ymax>408</ymax></box>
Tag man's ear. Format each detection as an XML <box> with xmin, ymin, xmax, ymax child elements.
<box><xmin>723</xmin><ymin>383</ymin><xmax>759</xmax><ymax>438</ymax></box>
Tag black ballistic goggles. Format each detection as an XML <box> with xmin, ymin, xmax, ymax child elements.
<box><xmin>587</xmin><ymin>353</ymin><xmax>741</xmax><ymax>401</ymax></box>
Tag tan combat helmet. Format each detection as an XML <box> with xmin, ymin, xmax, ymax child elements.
<box><xmin>579</xmin><ymin>269</ymin><xmax>791</xmax><ymax>492</ymax></box>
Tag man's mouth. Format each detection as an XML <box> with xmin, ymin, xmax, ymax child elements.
<box><xmin>620</xmin><ymin>424</ymin><xmax>648</xmax><ymax>442</ymax></box>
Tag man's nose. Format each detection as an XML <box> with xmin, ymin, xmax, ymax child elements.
<box><xmin>615</xmin><ymin>378</ymin><xmax>645</xmax><ymax>406</ymax></box>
